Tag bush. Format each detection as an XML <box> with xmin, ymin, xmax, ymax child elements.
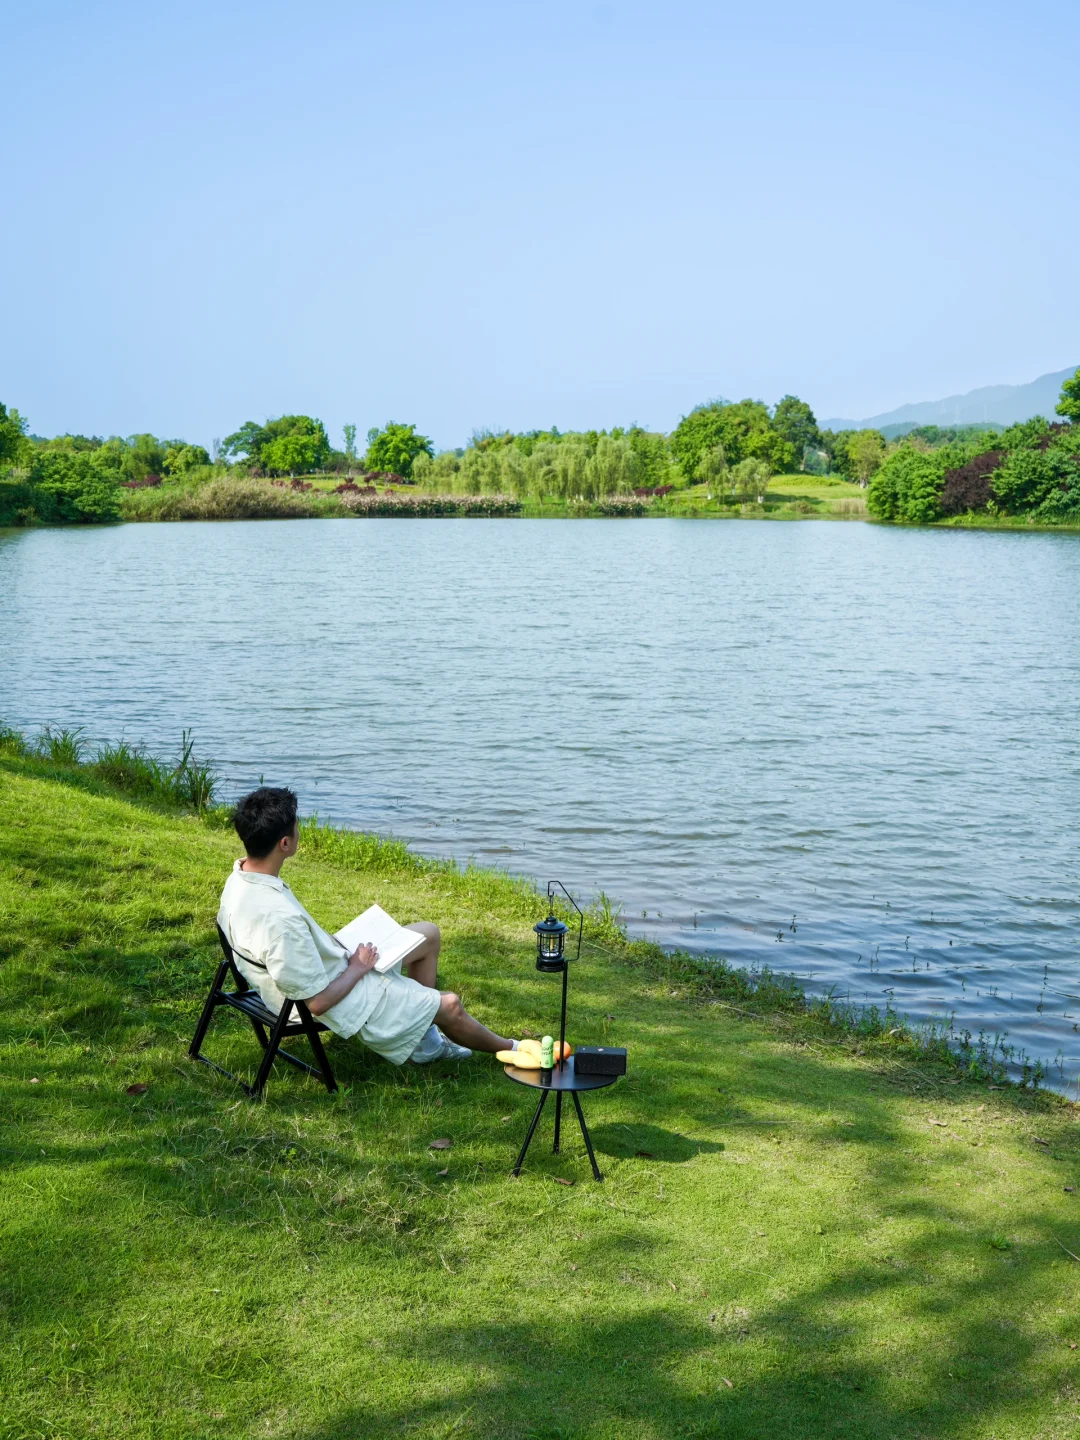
<box><xmin>0</xmin><ymin>479</ymin><xmax>46</xmax><ymax>526</ymax></box>
<box><xmin>338</xmin><ymin>491</ymin><xmax>522</xmax><ymax>517</ymax></box>
<box><xmin>939</xmin><ymin>450</ymin><xmax>1004</xmax><ymax>516</ymax></box>
<box><xmin>593</xmin><ymin>495</ymin><xmax>651</xmax><ymax>515</ymax></box>
<box><xmin>26</xmin><ymin>451</ymin><xmax>121</xmax><ymax>523</ymax></box>
<box><xmin>991</xmin><ymin>447</ymin><xmax>1070</xmax><ymax>514</ymax></box>
<box><xmin>868</xmin><ymin>446</ymin><xmax>946</xmax><ymax>524</ymax></box>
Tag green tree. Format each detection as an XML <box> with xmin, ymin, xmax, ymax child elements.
<box><xmin>1056</xmin><ymin>367</ymin><xmax>1080</xmax><ymax>425</ymax></box>
<box><xmin>819</xmin><ymin>429</ymin><xmax>853</xmax><ymax>478</ymax></box>
<box><xmin>694</xmin><ymin>442</ymin><xmax>729</xmax><ymax>497</ymax></box>
<box><xmin>671</xmin><ymin>399</ymin><xmax>792</xmax><ymax>479</ymax></box>
<box><xmin>28</xmin><ymin>451</ymin><xmax>121</xmax><ymax>523</ymax></box>
<box><xmin>990</xmin><ymin>449</ymin><xmax>1063</xmax><ymax>513</ymax></box>
<box><xmin>846</xmin><ymin>429</ymin><xmax>886</xmax><ymax>486</ymax></box>
<box><xmin>731</xmin><ymin>457</ymin><xmax>771</xmax><ymax>504</ymax></box>
<box><xmin>0</xmin><ymin>403</ymin><xmax>33</xmax><ymax>469</ymax></box>
<box><xmin>343</xmin><ymin>424</ymin><xmax>357</xmax><ymax>461</ymax></box>
<box><xmin>220</xmin><ymin>420</ymin><xmax>269</xmax><ymax>465</ymax></box>
<box><xmin>262</xmin><ymin>431</ymin><xmax>325</xmax><ymax>475</ymax></box>
<box><xmin>771</xmin><ymin>395</ymin><xmax>821</xmax><ymax>471</ymax></box>
<box><xmin>669</xmin><ymin>403</ymin><xmax>728</xmax><ymax>480</ymax></box>
<box><xmin>867</xmin><ymin>447</ymin><xmax>944</xmax><ymax>524</ymax></box>
<box><xmin>364</xmin><ymin>422</ymin><xmax>434</xmax><ymax>479</ymax></box>
<box><xmin>163</xmin><ymin>443</ymin><xmax>211</xmax><ymax>476</ymax></box>
<box><xmin>34</xmin><ymin>433</ymin><xmax>103</xmax><ymax>454</ymax></box>
<box><xmin>628</xmin><ymin>428</ymin><xmax>671</xmax><ymax>488</ymax></box>
<box><xmin>221</xmin><ymin>415</ymin><xmax>329</xmax><ymax>472</ymax></box>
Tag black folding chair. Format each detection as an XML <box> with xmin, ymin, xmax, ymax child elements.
<box><xmin>188</xmin><ymin>924</ymin><xmax>338</xmax><ymax>1098</ymax></box>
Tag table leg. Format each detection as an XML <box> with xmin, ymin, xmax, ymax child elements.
<box><xmin>571</xmin><ymin>1091</ymin><xmax>603</xmax><ymax>1182</ymax></box>
<box><xmin>512</xmin><ymin>1090</ymin><xmax>549</xmax><ymax>1177</ymax></box>
<box><xmin>553</xmin><ymin>1092</ymin><xmax>563</xmax><ymax>1153</ymax></box>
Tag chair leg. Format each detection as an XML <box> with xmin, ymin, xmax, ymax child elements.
<box><xmin>247</xmin><ymin>1016</ymin><xmax>270</xmax><ymax>1051</ymax></box>
<box><xmin>297</xmin><ymin>1008</ymin><xmax>338</xmax><ymax>1093</ymax></box>
<box><xmin>188</xmin><ymin>959</ymin><xmax>230</xmax><ymax>1060</ymax></box>
<box><xmin>249</xmin><ymin>1000</ymin><xmax>295</xmax><ymax>1099</ymax></box>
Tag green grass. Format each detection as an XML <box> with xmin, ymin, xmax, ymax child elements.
<box><xmin>658</xmin><ymin>476</ymin><xmax>868</xmax><ymax>520</ymax></box>
<box><xmin>3</xmin><ymin>759</ymin><xmax>1080</xmax><ymax>1439</ymax></box>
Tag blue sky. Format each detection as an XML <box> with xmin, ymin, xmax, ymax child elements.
<box><xmin>2</xmin><ymin>0</ymin><xmax>1077</xmax><ymax>450</ymax></box>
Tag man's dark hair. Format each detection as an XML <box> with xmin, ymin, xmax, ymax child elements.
<box><xmin>232</xmin><ymin>786</ymin><xmax>299</xmax><ymax>858</ymax></box>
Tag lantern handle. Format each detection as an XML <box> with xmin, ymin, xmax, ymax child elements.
<box><xmin>546</xmin><ymin>880</ymin><xmax>583</xmax><ymax>963</ymax></box>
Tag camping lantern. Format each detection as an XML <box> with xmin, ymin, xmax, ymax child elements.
<box><xmin>533</xmin><ymin>882</ymin><xmax>584</xmax><ymax>1072</ymax></box>
<box><xmin>504</xmin><ymin>879</ymin><xmax>622</xmax><ymax>1184</ymax></box>
<box><xmin>534</xmin><ymin>913</ymin><xmax>568</xmax><ymax>972</ymax></box>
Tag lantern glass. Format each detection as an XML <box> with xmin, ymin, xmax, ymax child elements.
<box><xmin>534</xmin><ymin>913</ymin><xmax>568</xmax><ymax>971</ymax></box>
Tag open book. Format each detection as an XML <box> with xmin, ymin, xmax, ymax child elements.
<box><xmin>333</xmin><ymin>904</ymin><xmax>426</xmax><ymax>975</ymax></box>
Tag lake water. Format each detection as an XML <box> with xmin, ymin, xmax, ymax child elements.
<box><xmin>2</xmin><ymin>517</ymin><xmax>1079</xmax><ymax>1087</ymax></box>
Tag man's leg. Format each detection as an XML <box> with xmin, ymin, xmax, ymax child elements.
<box><xmin>436</xmin><ymin>992</ymin><xmax>512</xmax><ymax>1055</ymax></box>
<box><xmin>403</xmin><ymin>923</ymin><xmax>513</xmax><ymax>1055</ymax></box>
<box><xmin>403</xmin><ymin>922</ymin><xmax>440</xmax><ymax>990</ymax></box>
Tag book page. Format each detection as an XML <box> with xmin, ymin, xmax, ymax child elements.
<box><xmin>333</xmin><ymin>904</ymin><xmax>426</xmax><ymax>974</ymax></box>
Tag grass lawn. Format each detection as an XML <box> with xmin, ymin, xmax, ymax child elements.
<box><xmin>663</xmin><ymin>477</ymin><xmax>868</xmax><ymax>520</ymax></box>
<box><xmin>3</xmin><ymin>761</ymin><xmax>1080</xmax><ymax>1439</ymax></box>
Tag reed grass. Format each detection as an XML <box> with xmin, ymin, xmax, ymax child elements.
<box><xmin>0</xmin><ymin>723</ymin><xmax>217</xmax><ymax>811</ymax></box>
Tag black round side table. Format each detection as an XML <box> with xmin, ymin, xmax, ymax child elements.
<box><xmin>503</xmin><ymin>1055</ymin><xmax>619</xmax><ymax>1181</ymax></box>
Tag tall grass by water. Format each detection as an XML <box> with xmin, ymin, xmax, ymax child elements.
<box><xmin>0</xmin><ymin>723</ymin><xmax>216</xmax><ymax>810</ymax></box>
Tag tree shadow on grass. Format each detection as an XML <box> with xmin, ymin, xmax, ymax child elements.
<box><xmin>291</xmin><ymin>1271</ymin><xmax>1057</xmax><ymax>1440</ymax></box>
<box><xmin>587</xmin><ymin>1122</ymin><xmax>725</xmax><ymax>1162</ymax></box>
<box><xmin>4</xmin><ymin>930</ymin><xmax>1079</xmax><ymax>1438</ymax></box>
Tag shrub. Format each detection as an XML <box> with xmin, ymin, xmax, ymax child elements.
<box><xmin>593</xmin><ymin>495</ymin><xmax>651</xmax><ymax>515</ymax></box>
<box><xmin>28</xmin><ymin>451</ymin><xmax>121</xmax><ymax>523</ymax></box>
<box><xmin>0</xmin><ymin>479</ymin><xmax>45</xmax><ymax>526</ymax></box>
<box><xmin>990</xmin><ymin>448</ymin><xmax>1065</xmax><ymax>514</ymax></box>
<box><xmin>338</xmin><ymin>491</ymin><xmax>522</xmax><ymax>517</ymax></box>
<box><xmin>939</xmin><ymin>450</ymin><xmax>1004</xmax><ymax>516</ymax></box>
<box><xmin>868</xmin><ymin>446</ymin><xmax>946</xmax><ymax>524</ymax></box>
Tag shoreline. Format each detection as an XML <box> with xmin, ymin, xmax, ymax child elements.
<box><xmin>4</xmin><ymin>487</ymin><xmax>1080</xmax><ymax>534</ymax></box>
<box><xmin>0</xmin><ymin>725</ymin><xmax>1061</xmax><ymax>1096</ymax></box>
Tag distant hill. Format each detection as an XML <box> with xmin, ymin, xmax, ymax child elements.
<box><xmin>822</xmin><ymin>365</ymin><xmax>1077</xmax><ymax>434</ymax></box>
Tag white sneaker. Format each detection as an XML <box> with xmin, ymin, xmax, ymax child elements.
<box><xmin>410</xmin><ymin>1027</ymin><xmax>473</xmax><ymax>1064</ymax></box>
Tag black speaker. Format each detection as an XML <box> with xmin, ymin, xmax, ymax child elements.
<box><xmin>574</xmin><ymin>1045</ymin><xmax>627</xmax><ymax>1077</ymax></box>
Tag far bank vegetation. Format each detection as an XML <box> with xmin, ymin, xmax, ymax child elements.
<box><xmin>1</xmin><ymin>370</ymin><xmax>1078</xmax><ymax>527</ymax></box>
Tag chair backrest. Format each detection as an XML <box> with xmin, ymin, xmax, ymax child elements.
<box><xmin>215</xmin><ymin>922</ymin><xmax>251</xmax><ymax>993</ymax></box>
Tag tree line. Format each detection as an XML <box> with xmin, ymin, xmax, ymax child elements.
<box><xmin>2</xmin><ymin>371</ymin><xmax>1077</xmax><ymax>524</ymax></box>
<box><xmin>867</xmin><ymin>372</ymin><xmax>1080</xmax><ymax>525</ymax></box>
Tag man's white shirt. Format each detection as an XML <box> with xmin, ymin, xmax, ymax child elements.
<box><xmin>217</xmin><ymin>860</ymin><xmax>382</xmax><ymax>1039</ymax></box>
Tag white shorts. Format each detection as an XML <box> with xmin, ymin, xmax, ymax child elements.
<box><xmin>355</xmin><ymin>969</ymin><xmax>442</xmax><ymax>1065</ymax></box>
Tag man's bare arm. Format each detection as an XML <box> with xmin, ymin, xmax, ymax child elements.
<box><xmin>305</xmin><ymin>943</ymin><xmax>378</xmax><ymax>1016</ymax></box>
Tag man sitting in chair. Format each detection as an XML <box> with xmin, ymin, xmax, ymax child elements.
<box><xmin>218</xmin><ymin>786</ymin><xmax>517</xmax><ymax>1066</ymax></box>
